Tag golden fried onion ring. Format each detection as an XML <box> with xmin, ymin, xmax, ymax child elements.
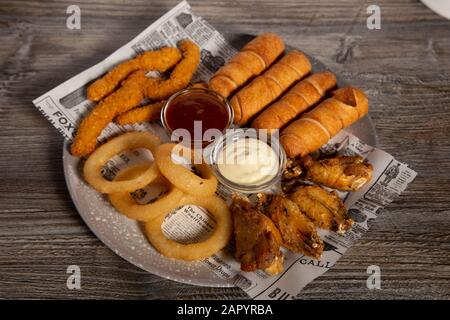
<box><xmin>109</xmin><ymin>164</ymin><xmax>184</xmax><ymax>221</ymax></box>
<box><xmin>154</xmin><ymin>143</ymin><xmax>218</xmax><ymax>197</ymax></box>
<box><xmin>83</xmin><ymin>131</ymin><xmax>161</xmax><ymax>193</ymax></box>
<box><xmin>145</xmin><ymin>195</ymin><xmax>232</xmax><ymax>260</ymax></box>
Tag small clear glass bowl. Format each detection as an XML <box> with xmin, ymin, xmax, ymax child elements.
<box><xmin>160</xmin><ymin>87</ymin><xmax>234</xmax><ymax>147</ymax></box>
<box><xmin>209</xmin><ymin>128</ymin><xmax>286</xmax><ymax>194</ymax></box>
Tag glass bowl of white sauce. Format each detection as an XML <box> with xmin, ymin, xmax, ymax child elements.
<box><xmin>209</xmin><ymin>128</ymin><xmax>286</xmax><ymax>194</ymax></box>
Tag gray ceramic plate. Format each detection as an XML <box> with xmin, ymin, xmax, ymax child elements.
<box><xmin>63</xmin><ymin>33</ymin><xmax>378</xmax><ymax>287</ymax></box>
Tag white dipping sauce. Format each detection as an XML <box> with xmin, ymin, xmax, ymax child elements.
<box><xmin>216</xmin><ymin>138</ymin><xmax>279</xmax><ymax>185</ymax></box>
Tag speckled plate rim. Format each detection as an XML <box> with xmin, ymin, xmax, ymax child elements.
<box><xmin>63</xmin><ymin>143</ymin><xmax>231</xmax><ymax>287</ymax></box>
<box><xmin>62</xmin><ymin>34</ymin><xmax>378</xmax><ymax>288</ymax></box>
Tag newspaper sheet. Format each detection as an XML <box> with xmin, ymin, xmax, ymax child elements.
<box><xmin>32</xmin><ymin>0</ymin><xmax>417</xmax><ymax>299</ymax></box>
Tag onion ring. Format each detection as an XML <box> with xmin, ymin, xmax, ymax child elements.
<box><xmin>145</xmin><ymin>195</ymin><xmax>232</xmax><ymax>260</ymax></box>
<box><xmin>109</xmin><ymin>164</ymin><xmax>184</xmax><ymax>221</ymax></box>
<box><xmin>83</xmin><ymin>131</ymin><xmax>161</xmax><ymax>193</ymax></box>
<box><xmin>154</xmin><ymin>143</ymin><xmax>218</xmax><ymax>197</ymax></box>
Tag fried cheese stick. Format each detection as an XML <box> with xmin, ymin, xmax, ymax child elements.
<box><xmin>230</xmin><ymin>50</ymin><xmax>312</xmax><ymax>125</ymax></box>
<box><xmin>252</xmin><ymin>71</ymin><xmax>337</xmax><ymax>131</ymax></box>
<box><xmin>209</xmin><ymin>33</ymin><xmax>285</xmax><ymax>98</ymax></box>
<box><xmin>280</xmin><ymin>87</ymin><xmax>369</xmax><ymax>158</ymax></box>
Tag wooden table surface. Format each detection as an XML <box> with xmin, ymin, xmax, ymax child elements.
<box><xmin>0</xmin><ymin>0</ymin><xmax>449</xmax><ymax>300</ymax></box>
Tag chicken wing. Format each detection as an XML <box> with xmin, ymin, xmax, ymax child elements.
<box><xmin>302</xmin><ymin>155</ymin><xmax>373</xmax><ymax>191</ymax></box>
<box><xmin>230</xmin><ymin>195</ymin><xmax>284</xmax><ymax>275</ymax></box>
<box><xmin>281</xmin><ymin>157</ymin><xmax>304</xmax><ymax>194</ymax></box>
<box><xmin>289</xmin><ymin>185</ymin><xmax>353</xmax><ymax>234</ymax></box>
<box><xmin>264</xmin><ymin>194</ymin><xmax>324</xmax><ymax>258</ymax></box>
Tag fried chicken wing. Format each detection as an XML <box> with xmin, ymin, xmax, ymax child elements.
<box><xmin>302</xmin><ymin>155</ymin><xmax>373</xmax><ymax>191</ymax></box>
<box><xmin>264</xmin><ymin>194</ymin><xmax>324</xmax><ymax>258</ymax></box>
<box><xmin>231</xmin><ymin>195</ymin><xmax>284</xmax><ymax>275</ymax></box>
<box><xmin>289</xmin><ymin>185</ymin><xmax>353</xmax><ymax>234</ymax></box>
<box><xmin>283</xmin><ymin>157</ymin><xmax>303</xmax><ymax>180</ymax></box>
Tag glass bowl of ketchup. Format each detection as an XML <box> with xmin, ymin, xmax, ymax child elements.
<box><xmin>161</xmin><ymin>87</ymin><xmax>234</xmax><ymax>146</ymax></box>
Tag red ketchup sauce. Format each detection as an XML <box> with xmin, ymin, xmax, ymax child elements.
<box><xmin>165</xmin><ymin>92</ymin><xmax>230</xmax><ymax>142</ymax></box>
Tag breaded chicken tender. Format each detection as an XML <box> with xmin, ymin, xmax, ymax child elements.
<box><xmin>231</xmin><ymin>195</ymin><xmax>284</xmax><ymax>275</ymax></box>
<box><xmin>71</xmin><ymin>40</ymin><xmax>200</xmax><ymax>157</ymax></box>
<box><xmin>123</xmin><ymin>40</ymin><xmax>201</xmax><ymax>101</ymax></box>
<box><xmin>115</xmin><ymin>83</ymin><xmax>207</xmax><ymax>126</ymax></box>
<box><xmin>115</xmin><ymin>101</ymin><xmax>165</xmax><ymax>125</ymax></box>
<box><xmin>87</xmin><ymin>47</ymin><xmax>182</xmax><ymax>101</ymax></box>
<box><xmin>71</xmin><ymin>76</ymin><xmax>146</xmax><ymax>156</ymax></box>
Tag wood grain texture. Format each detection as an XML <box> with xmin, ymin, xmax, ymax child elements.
<box><xmin>0</xmin><ymin>0</ymin><xmax>449</xmax><ymax>299</ymax></box>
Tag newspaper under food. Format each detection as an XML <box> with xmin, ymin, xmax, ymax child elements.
<box><xmin>32</xmin><ymin>1</ymin><xmax>417</xmax><ymax>299</ymax></box>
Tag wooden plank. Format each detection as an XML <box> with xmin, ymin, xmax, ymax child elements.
<box><xmin>0</xmin><ymin>0</ymin><xmax>449</xmax><ymax>299</ymax></box>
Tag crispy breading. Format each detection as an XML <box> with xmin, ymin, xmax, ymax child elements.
<box><xmin>71</xmin><ymin>76</ymin><xmax>146</xmax><ymax>156</ymax></box>
<box><xmin>115</xmin><ymin>101</ymin><xmax>165</xmax><ymax>125</ymax></box>
<box><xmin>190</xmin><ymin>82</ymin><xmax>209</xmax><ymax>89</ymax></box>
<box><xmin>123</xmin><ymin>40</ymin><xmax>201</xmax><ymax>101</ymax></box>
<box><xmin>71</xmin><ymin>40</ymin><xmax>200</xmax><ymax>157</ymax></box>
<box><xmin>209</xmin><ymin>33</ymin><xmax>285</xmax><ymax>98</ymax></box>
<box><xmin>115</xmin><ymin>83</ymin><xmax>207</xmax><ymax>126</ymax></box>
<box><xmin>87</xmin><ymin>47</ymin><xmax>182</xmax><ymax>101</ymax></box>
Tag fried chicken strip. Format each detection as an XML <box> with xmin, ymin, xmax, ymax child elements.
<box><xmin>190</xmin><ymin>82</ymin><xmax>209</xmax><ymax>89</ymax></box>
<box><xmin>115</xmin><ymin>101</ymin><xmax>165</xmax><ymax>125</ymax></box>
<box><xmin>302</xmin><ymin>155</ymin><xmax>373</xmax><ymax>191</ymax></box>
<box><xmin>87</xmin><ymin>47</ymin><xmax>182</xmax><ymax>101</ymax></box>
<box><xmin>71</xmin><ymin>40</ymin><xmax>200</xmax><ymax>157</ymax></box>
<box><xmin>260</xmin><ymin>194</ymin><xmax>324</xmax><ymax>258</ymax></box>
<box><xmin>71</xmin><ymin>75</ymin><xmax>147</xmax><ymax>156</ymax></box>
<box><xmin>115</xmin><ymin>83</ymin><xmax>207</xmax><ymax>125</ymax></box>
<box><xmin>124</xmin><ymin>40</ymin><xmax>201</xmax><ymax>101</ymax></box>
<box><xmin>289</xmin><ymin>185</ymin><xmax>353</xmax><ymax>234</ymax></box>
<box><xmin>231</xmin><ymin>195</ymin><xmax>284</xmax><ymax>275</ymax></box>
